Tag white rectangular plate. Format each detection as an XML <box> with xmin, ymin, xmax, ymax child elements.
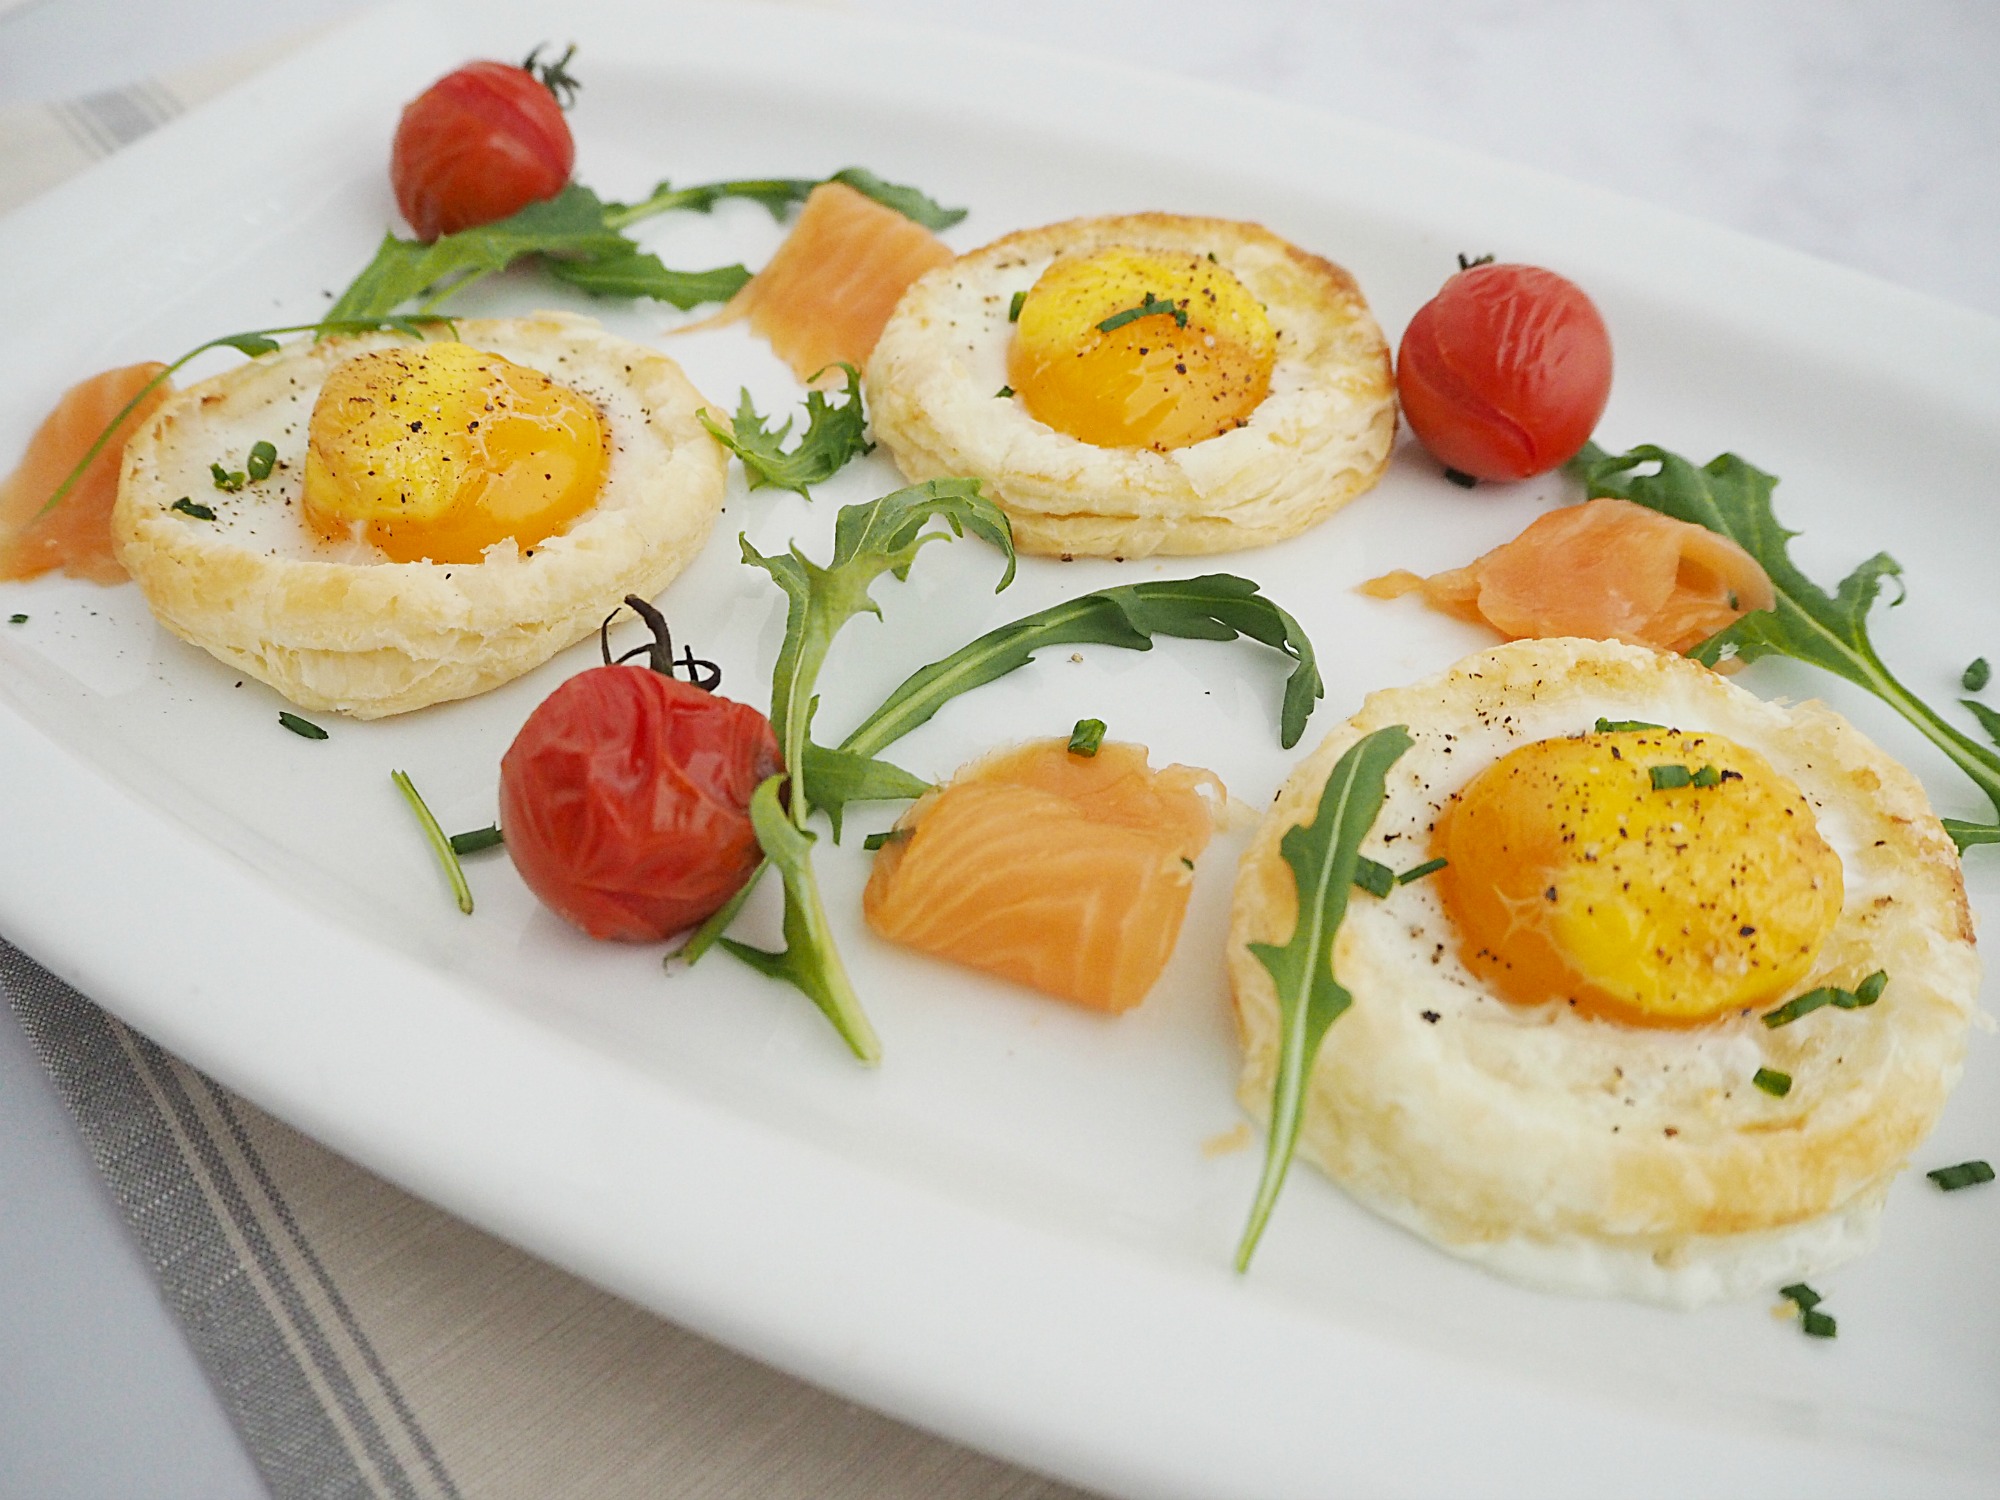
<box><xmin>2</xmin><ymin>4</ymin><xmax>1997</xmax><ymax>1496</ymax></box>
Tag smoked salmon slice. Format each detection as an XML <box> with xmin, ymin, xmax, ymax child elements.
<box><xmin>1361</xmin><ymin>496</ymin><xmax>1773</xmax><ymax>655</ymax></box>
<box><xmin>0</xmin><ymin>362</ymin><xmax>171</xmax><ymax>585</ymax></box>
<box><xmin>863</xmin><ymin>738</ymin><xmax>1224</xmax><ymax>1014</ymax></box>
<box><xmin>719</xmin><ymin>181</ymin><xmax>954</xmax><ymax>381</ymax></box>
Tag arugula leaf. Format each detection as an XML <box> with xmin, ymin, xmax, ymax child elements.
<box><xmin>707</xmin><ymin>478</ymin><xmax>1016</xmax><ymax>1050</ymax></box>
<box><xmin>823</xmin><ymin>167</ymin><xmax>967</xmax><ymax>231</ymax></box>
<box><xmin>719</xmin><ymin>777</ymin><xmax>882</xmax><ymax>1062</ymax></box>
<box><xmin>698</xmin><ymin>365</ymin><xmax>873</xmax><ymax>498</ymax></box>
<box><xmin>36</xmin><ymin>315</ymin><xmax>450</xmax><ymax>523</ymax></box>
<box><xmin>798</xmin><ymin>742</ymin><xmax>931</xmax><ymax>840</ymax></box>
<box><xmin>329</xmin><ymin>184</ymin><xmax>633</xmax><ymax>319</ymax></box>
<box><xmin>330</xmin><ymin>167</ymin><xmax>964</xmax><ymax>322</ymax></box>
<box><xmin>543</xmin><ymin>250</ymin><xmax>751</xmax><ymax>308</ymax></box>
<box><xmin>1571</xmin><ymin>441</ymin><xmax>2000</xmax><ymax>842</ymax></box>
<box><xmin>745</xmin><ymin>478</ymin><xmax>1015</xmax><ymax>804</ymax></box>
<box><xmin>838</xmin><ymin>573</ymin><xmax>1324</xmax><ymax>762</ymax></box>
<box><xmin>1237</xmin><ymin>725</ymin><xmax>1413</xmax><ymax>1271</ymax></box>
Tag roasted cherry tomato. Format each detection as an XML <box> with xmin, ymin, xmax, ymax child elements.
<box><xmin>1396</xmin><ymin>262</ymin><xmax>1613</xmax><ymax>483</ymax></box>
<box><xmin>390</xmin><ymin>50</ymin><xmax>577</xmax><ymax>242</ymax></box>
<box><xmin>499</xmin><ymin>603</ymin><xmax>780</xmax><ymax>942</ymax></box>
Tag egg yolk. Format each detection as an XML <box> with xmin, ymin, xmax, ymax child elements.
<box><xmin>301</xmin><ymin>342</ymin><xmax>607</xmax><ymax>565</ymax></box>
<box><xmin>1007</xmin><ymin>247</ymin><xmax>1276</xmax><ymax>451</ymax></box>
<box><xmin>1435</xmin><ymin>730</ymin><xmax>1843</xmax><ymax>1026</ymax></box>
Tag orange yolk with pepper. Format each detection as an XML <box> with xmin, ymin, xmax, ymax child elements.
<box><xmin>1436</xmin><ymin>730</ymin><xmax>1843</xmax><ymax>1026</ymax></box>
<box><xmin>301</xmin><ymin>343</ymin><xmax>607</xmax><ymax>564</ymax></box>
<box><xmin>1007</xmin><ymin>247</ymin><xmax>1276</xmax><ymax>451</ymax></box>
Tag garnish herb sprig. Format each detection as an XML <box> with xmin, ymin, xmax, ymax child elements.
<box><xmin>698</xmin><ymin>364</ymin><xmax>871</xmax><ymax>498</ymax></box>
<box><xmin>329</xmin><ymin>168</ymin><xmax>964</xmax><ymax>322</ymax></box>
<box><xmin>392</xmin><ymin>770</ymin><xmax>475</xmax><ymax>915</ymax></box>
<box><xmin>836</xmin><ymin>573</ymin><xmax>1324</xmax><ymax>766</ymax></box>
<box><xmin>1570</xmin><ymin>442</ymin><xmax>2000</xmax><ymax>851</ymax></box>
<box><xmin>696</xmin><ymin>478</ymin><xmax>1017</xmax><ymax>1061</ymax></box>
<box><xmin>37</xmin><ymin>315</ymin><xmax>450</xmax><ymax>523</ymax></box>
<box><xmin>1237</xmin><ymin>725</ymin><xmax>1413</xmax><ymax>1270</ymax></box>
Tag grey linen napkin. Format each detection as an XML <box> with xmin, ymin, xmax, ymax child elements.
<box><xmin>0</xmin><ymin>46</ymin><xmax>1091</xmax><ymax>1500</ymax></box>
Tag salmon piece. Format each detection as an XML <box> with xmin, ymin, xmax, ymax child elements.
<box><xmin>721</xmin><ymin>181</ymin><xmax>954</xmax><ymax>381</ymax></box>
<box><xmin>1362</xmin><ymin>497</ymin><xmax>1773</xmax><ymax>654</ymax></box>
<box><xmin>863</xmin><ymin>739</ymin><xmax>1224</xmax><ymax>1014</ymax></box>
<box><xmin>0</xmin><ymin>362</ymin><xmax>172</xmax><ymax>585</ymax></box>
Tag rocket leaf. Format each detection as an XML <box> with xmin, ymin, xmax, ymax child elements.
<box><xmin>718</xmin><ymin>777</ymin><xmax>882</xmax><ymax>1063</ymax></box>
<box><xmin>703</xmin><ymin>479</ymin><xmax>1015</xmax><ymax>1055</ymax></box>
<box><xmin>328</xmin><ymin>167</ymin><xmax>963</xmax><ymax>321</ymax></box>
<box><xmin>1570</xmin><ymin>441</ymin><xmax>2000</xmax><ymax>849</ymax></box>
<box><xmin>698</xmin><ymin>364</ymin><xmax>873</xmax><ymax>498</ymax></box>
<box><xmin>1236</xmin><ymin>724</ymin><xmax>1413</xmax><ymax>1270</ymax></box>
<box><xmin>837</xmin><ymin>573</ymin><xmax>1324</xmax><ymax>762</ymax></box>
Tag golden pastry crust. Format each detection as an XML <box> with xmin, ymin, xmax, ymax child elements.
<box><xmin>1229</xmin><ymin>638</ymin><xmax>1979</xmax><ymax>1305</ymax></box>
<box><xmin>865</xmin><ymin>213</ymin><xmax>1396</xmax><ymax>558</ymax></box>
<box><xmin>113</xmin><ymin>314</ymin><xmax>727</xmax><ymax>718</ymax></box>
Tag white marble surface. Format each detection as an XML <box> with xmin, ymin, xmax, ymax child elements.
<box><xmin>0</xmin><ymin>2</ymin><xmax>1995</xmax><ymax>1497</ymax></box>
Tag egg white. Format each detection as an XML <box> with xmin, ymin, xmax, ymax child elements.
<box><xmin>1228</xmin><ymin>637</ymin><xmax>1980</xmax><ymax>1306</ymax></box>
<box><xmin>865</xmin><ymin>213</ymin><xmax>1396</xmax><ymax>559</ymax></box>
<box><xmin>113</xmin><ymin>313</ymin><xmax>727</xmax><ymax>718</ymax></box>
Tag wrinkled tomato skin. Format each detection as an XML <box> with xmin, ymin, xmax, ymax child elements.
<box><xmin>391</xmin><ymin>61</ymin><xmax>574</xmax><ymax>241</ymax></box>
<box><xmin>499</xmin><ymin>667</ymin><xmax>782</xmax><ymax>943</ymax></box>
<box><xmin>1396</xmin><ymin>264</ymin><xmax>1613</xmax><ymax>482</ymax></box>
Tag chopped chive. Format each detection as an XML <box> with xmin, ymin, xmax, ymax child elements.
<box><xmin>1067</xmin><ymin>717</ymin><xmax>1107</xmax><ymax>757</ymax></box>
<box><xmin>392</xmin><ymin>770</ymin><xmax>474</xmax><ymax>915</ymax></box>
<box><xmin>210</xmin><ymin>461</ymin><xmax>246</xmax><ymax>492</ymax></box>
<box><xmin>1649</xmin><ymin>763</ymin><xmax>1693</xmax><ymax>790</ymax></box>
<box><xmin>862</xmin><ymin>828</ymin><xmax>910</xmax><ymax>852</ymax></box>
<box><xmin>1398</xmin><ymin>856</ymin><xmax>1448</xmax><ymax>885</ymax></box>
<box><xmin>1442</xmin><ymin>468</ymin><xmax>1478</xmax><ymax>489</ymax></box>
<box><xmin>277</xmin><ymin>710</ymin><xmax>328</xmax><ymax>740</ymax></box>
<box><xmin>1801</xmin><ymin>1309</ymin><xmax>1837</xmax><ymax>1338</ymax></box>
<box><xmin>1780</xmin><ymin>1282</ymin><xmax>1821</xmax><ymax>1311</ymax></box>
<box><xmin>1927</xmin><ymin>1160</ymin><xmax>1995</xmax><ymax>1191</ymax></box>
<box><xmin>1095</xmin><ymin>293</ymin><xmax>1187</xmax><ymax>334</ymax></box>
<box><xmin>1690</xmin><ymin>764</ymin><xmax>1721</xmax><ymax>788</ymax></box>
<box><xmin>246</xmin><ymin>440</ymin><xmax>278</xmax><ymax>482</ymax></box>
<box><xmin>1180</xmin><ymin>856</ymin><xmax>1195</xmax><ymax>870</ymax></box>
<box><xmin>1595</xmin><ymin>717</ymin><xmax>1664</xmax><ymax>733</ymax></box>
<box><xmin>1352</xmin><ymin>856</ymin><xmax>1395</xmax><ymax>898</ymax></box>
<box><xmin>995</xmin><ymin>384</ymin><xmax>1014</xmax><ymax>398</ymax></box>
<box><xmin>448</xmin><ymin>824</ymin><xmax>505</xmax><ymax>856</ymax></box>
<box><xmin>1854</xmin><ymin>969</ymin><xmax>1888</xmax><ymax>1005</ymax></box>
<box><xmin>1964</xmin><ymin>657</ymin><xmax>1990</xmax><ymax>692</ymax></box>
<box><xmin>1753</xmin><ymin>1066</ymin><xmax>1792</xmax><ymax>1097</ymax></box>
<box><xmin>1007</xmin><ymin>290</ymin><xmax>1026</xmax><ymax>322</ymax></box>
<box><xmin>6</xmin><ymin>613</ymin><xmax>25</xmax><ymax>625</ymax></box>
<box><xmin>171</xmin><ymin>496</ymin><xmax>217</xmax><ymax>520</ymax></box>
<box><xmin>1764</xmin><ymin>987</ymin><xmax>1836</xmax><ymax>1026</ymax></box>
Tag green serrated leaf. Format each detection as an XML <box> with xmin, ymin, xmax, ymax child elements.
<box><xmin>544</xmin><ymin>251</ymin><xmax>752</xmax><ymax>308</ymax></box>
<box><xmin>744</xmin><ymin>478</ymin><xmax>1015</xmax><ymax>808</ymax></box>
<box><xmin>825</xmin><ymin>167</ymin><xmax>967</xmax><ymax>230</ymax></box>
<box><xmin>798</xmin><ymin>742</ymin><xmax>931</xmax><ymax>841</ymax></box>
<box><xmin>1943</xmin><ymin>818</ymin><xmax>2000</xmax><ymax>853</ymax></box>
<box><xmin>717</xmin><ymin>778</ymin><xmax>881</xmax><ymax>1062</ymax></box>
<box><xmin>1571</xmin><ymin>441</ymin><xmax>2000</xmax><ymax>830</ymax></box>
<box><xmin>1237</xmin><ymin>724</ymin><xmax>1413</xmax><ymax>1270</ymax></box>
<box><xmin>698</xmin><ymin>365</ymin><xmax>872</xmax><ymax>498</ymax></box>
<box><xmin>838</xmin><ymin>573</ymin><xmax>1322</xmax><ymax>760</ymax></box>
